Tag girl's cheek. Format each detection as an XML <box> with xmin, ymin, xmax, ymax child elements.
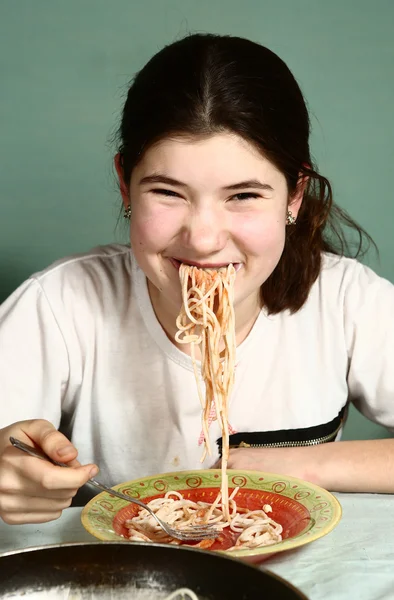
<box><xmin>235</xmin><ymin>215</ymin><xmax>285</xmax><ymax>253</ymax></box>
<box><xmin>131</xmin><ymin>206</ymin><xmax>182</xmax><ymax>247</ymax></box>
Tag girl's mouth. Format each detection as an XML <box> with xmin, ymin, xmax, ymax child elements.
<box><xmin>169</xmin><ymin>258</ymin><xmax>242</xmax><ymax>272</ymax></box>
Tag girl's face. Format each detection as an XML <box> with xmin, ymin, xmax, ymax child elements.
<box><xmin>116</xmin><ymin>132</ymin><xmax>303</xmax><ymax>320</ymax></box>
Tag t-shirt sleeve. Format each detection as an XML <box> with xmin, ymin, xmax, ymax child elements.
<box><xmin>345</xmin><ymin>262</ymin><xmax>394</xmax><ymax>432</ymax></box>
<box><xmin>0</xmin><ymin>278</ymin><xmax>69</xmax><ymax>429</ymax></box>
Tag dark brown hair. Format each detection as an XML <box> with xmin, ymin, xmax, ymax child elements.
<box><xmin>116</xmin><ymin>33</ymin><xmax>375</xmax><ymax>314</ymax></box>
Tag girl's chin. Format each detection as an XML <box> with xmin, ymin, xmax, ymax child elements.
<box><xmin>148</xmin><ymin>280</ymin><xmax>182</xmax><ymax>308</ymax></box>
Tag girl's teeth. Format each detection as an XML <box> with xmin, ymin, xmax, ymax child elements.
<box><xmin>173</xmin><ymin>259</ymin><xmax>242</xmax><ymax>271</ymax></box>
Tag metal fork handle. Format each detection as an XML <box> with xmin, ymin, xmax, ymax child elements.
<box><xmin>84</xmin><ymin>478</ymin><xmax>156</xmax><ymax>512</ymax></box>
<box><xmin>9</xmin><ymin>437</ymin><xmax>150</xmax><ymax>510</ymax></box>
<box><xmin>10</xmin><ymin>437</ymin><xmax>70</xmax><ymax>467</ymax></box>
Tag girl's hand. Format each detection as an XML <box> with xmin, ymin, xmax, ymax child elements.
<box><xmin>215</xmin><ymin>439</ymin><xmax>394</xmax><ymax>494</ymax></box>
<box><xmin>0</xmin><ymin>419</ymin><xmax>98</xmax><ymax>525</ymax></box>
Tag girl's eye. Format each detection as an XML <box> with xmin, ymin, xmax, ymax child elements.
<box><xmin>150</xmin><ymin>189</ymin><xmax>260</xmax><ymax>201</ymax></box>
<box><xmin>152</xmin><ymin>188</ymin><xmax>181</xmax><ymax>197</ymax></box>
<box><xmin>232</xmin><ymin>192</ymin><xmax>260</xmax><ymax>201</ymax></box>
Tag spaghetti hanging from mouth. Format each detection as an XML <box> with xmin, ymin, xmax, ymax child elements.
<box><xmin>175</xmin><ymin>263</ymin><xmax>237</xmax><ymax>519</ymax></box>
<box><xmin>125</xmin><ymin>262</ymin><xmax>283</xmax><ymax>550</ymax></box>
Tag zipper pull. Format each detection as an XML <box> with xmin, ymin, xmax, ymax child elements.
<box><xmin>229</xmin><ymin>441</ymin><xmax>251</xmax><ymax>449</ymax></box>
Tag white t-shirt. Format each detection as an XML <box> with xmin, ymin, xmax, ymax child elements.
<box><xmin>0</xmin><ymin>244</ymin><xmax>393</xmax><ymax>486</ymax></box>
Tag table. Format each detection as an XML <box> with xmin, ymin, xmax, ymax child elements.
<box><xmin>1</xmin><ymin>493</ymin><xmax>393</xmax><ymax>600</ymax></box>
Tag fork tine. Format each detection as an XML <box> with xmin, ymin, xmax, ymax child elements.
<box><xmin>180</xmin><ymin>530</ymin><xmax>219</xmax><ymax>537</ymax></box>
<box><xmin>176</xmin><ymin>524</ymin><xmax>219</xmax><ymax>531</ymax></box>
<box><xmin>181</xmin><ymin>528</ymin><xmax>219</xmax><ymax>535</ymax></box>
<box><xmin>176</xmin><ymin>529</ymin><xmax>220</xmax><ymax>540</ymax></box>
<box><xmin>184</xmin><ymin>525</ymin><xmax>218</xmax><ymax>530</ymax></box>
<box><xmin>180</xmin><ymin>535</ymin><xmax>216</xmax><ymax>541</ymax></box>
<box><xmin>183</xmin><ymin>533</ymin><xmax>216</xmax><ymax>540</ymax></box>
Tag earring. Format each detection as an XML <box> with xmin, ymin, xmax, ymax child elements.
<box><xmin>123</xmin><ymin>204</ymin><xmax>131</xmax><ymax>220</ymax></box>
<box><xmin>286</xmin><ymin>210</ymin><xmax>296</xmax><ymax>225</ymax></box>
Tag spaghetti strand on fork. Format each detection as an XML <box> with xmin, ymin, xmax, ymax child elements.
<box><xmin>175</xmin><ymin>263</ymin><xmax>236</xmax><ymax>519</ymax></box>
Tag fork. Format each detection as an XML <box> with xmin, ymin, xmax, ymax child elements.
<box><xmin>9</xmin><ymin>436</ymin><xmax>220</xmax><ymax>542</ymax></box>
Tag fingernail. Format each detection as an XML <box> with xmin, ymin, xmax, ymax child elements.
<box><xmin>57</xmin><ymin>445</ymin><xmax>75</xmax><ymax>457</ymax></box>
<box><xmin>89</xmin><ymin>466</ymin><xmax>99</xmax><ymax>478</ymax></box>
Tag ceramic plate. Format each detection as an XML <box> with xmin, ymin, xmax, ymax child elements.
<box><xmin>81</xmin><ymin>469</ymin><xmax>341</xmax><ymax>560</ymax></box>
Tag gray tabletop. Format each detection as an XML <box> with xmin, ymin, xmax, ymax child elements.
<box><xmin>1</xmin><ymin>493</ymin><xmax>393</xmax><ymax>599</ymax></box>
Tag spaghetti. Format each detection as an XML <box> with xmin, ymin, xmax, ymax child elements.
<box><xmin>125</xmin><ymin>490</ymin><xmax>283</xmax><ymax>550</ymax></box>
<box><xmin>125</xmin><ymin>263</ymin><xmax>283</xmax><ymax>550</ymax></box>
<box><xmin>175</xmin><ymin>264</ymin><xmax>236</xmax><ymax>519</ymax></box>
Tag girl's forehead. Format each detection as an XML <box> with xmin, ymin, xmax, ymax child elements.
<box><xmin>134</xmin><ymin>132</ymin><xmax>283</xmax><ymax>182</ymax></box>
<box><xmin>147</xmin><ymin>132</ymin><xmax>261</xmax><ymax>158</ymax></box>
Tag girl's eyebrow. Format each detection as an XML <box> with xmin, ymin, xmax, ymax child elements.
<box><xmin>139</xmin><ymin>174</ymin><xmax>184</xmax><ymax>187</ymax></box>
<box><xmin>139</xmin><ymin>173</ymin><xmax>274</xmax><ymax>192</ymax></box>
<box><xmin>223</xmin><ymin>179</ymin><xmax>274</xmax><ymax>192</ymax></box>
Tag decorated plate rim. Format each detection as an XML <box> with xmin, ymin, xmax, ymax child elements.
<box><xmin>81</xmin><ymin>469</ymin><xmax>342</xmax><ymax>558</ymax></box>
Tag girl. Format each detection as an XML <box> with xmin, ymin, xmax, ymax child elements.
<box><xmin>0</xmin><ymin>33</ymin><xmax>393</xmax><ymax>526</ymax></box>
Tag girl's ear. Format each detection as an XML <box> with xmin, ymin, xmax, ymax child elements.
<box><xmin>289</xmin><ymin>170</ymin><xmax>309</xmax><ymax>217</ymax></box>
<box><xmin>114</xmin><ymin>153</ymin><xmax>130</xmax><ymax>207</ymax></box>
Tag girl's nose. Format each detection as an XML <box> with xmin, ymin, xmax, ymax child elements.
<box><xmin>181</xmin><ymin>205</ymin><xmax>228</xmax><ymax>256</ymax></box>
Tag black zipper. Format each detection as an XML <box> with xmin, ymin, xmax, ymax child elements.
<box><xmin>228</xmin><ymin>420</ymin><xmax>342</xmax><ymax>449</ymax></box>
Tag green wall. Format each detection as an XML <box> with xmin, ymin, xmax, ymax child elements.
<box><xmin>0</xmin><ymin>1</ymin><xmax>393</xmax><ymax>441</ymax></box>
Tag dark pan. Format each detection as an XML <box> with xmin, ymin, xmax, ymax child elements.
<box><xmin>0</xmin><ymin>542</ymin><xmax>308</xmax><ymax>599</ymax></box>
